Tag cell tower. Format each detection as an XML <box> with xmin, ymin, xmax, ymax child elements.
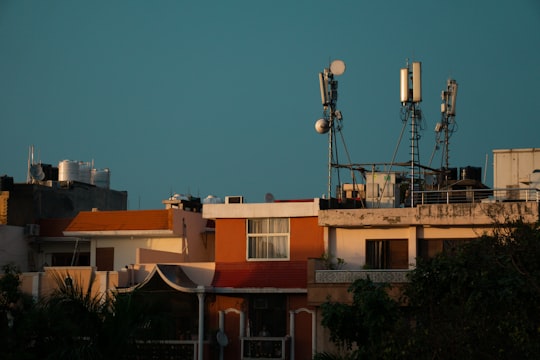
<box><xmin>314</xmin><ymin>60</ymin><xmax>346</xmax><ymax>200</ymax></box>
<box><xmin>436</xmin><ymin>79</ymin><xmax>458</xmax><ymax>185</ymax></box>
<box><xmin>400</xmin><ymin>61</ymin><xmax>423</xmax><ymax>207</ymax></box>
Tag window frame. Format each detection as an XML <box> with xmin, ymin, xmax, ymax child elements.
<box><xmin>246</xmin><ymin>217</ymin><xmax>290</xmax><ymax>261</ymax></box>
<box><xmin>365</xmin><ymin>238</ymin><xmax>408</xmax><ymax>269</ymax></box>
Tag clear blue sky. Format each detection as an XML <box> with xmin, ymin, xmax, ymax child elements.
<box><xmin>1</xmin><ymin>1</ymin><xmax>539</xmax><ymax>209</ymax></box>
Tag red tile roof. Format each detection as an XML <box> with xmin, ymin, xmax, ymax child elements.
<box><xmin>213</xmin><ymin>261</ymin><xmax>307</xmax><ymax>289</ymax></box>
<box><xmin>65</xmin><ymin>209</ymin><xmax>174</xmax><ymax>232</ymax></box>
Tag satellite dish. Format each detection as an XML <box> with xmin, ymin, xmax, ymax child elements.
<box><xmin>29</xmin><ymin>164</ymin><xmax>45</xmax><ymax>181</ymax></box>
<box><xmin>315</xmin><ymin>118</ymin><xmax>330</xmax><ymax>134</ymax></box>
<box><xmin>330</xmin><ymin>59</ymin><xmax>346</xmax><ymax>76</ymax></box>
<box><xmin>216</xmin><ymin>330</ymin><xmax>229</xmax><ymax>347</ymax></box>
<box><xmin>265</xmin><ymin>193</ymin><xmax>275</xmax><ymax>203</ymax></box>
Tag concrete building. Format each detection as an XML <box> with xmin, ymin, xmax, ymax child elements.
<box><xmin>0</xmin><ymin>177</ymin><xmax>127</xmax><ymax>272</ymax></box>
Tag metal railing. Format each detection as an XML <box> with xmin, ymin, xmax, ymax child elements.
<box><xmin>415</xmin><ymin>187</ymin><xmax>540</xmax><ymax>205</ymax></box>
<box><xmin>131</xmin><ymin>340</ymin><xmax>200</xmax><ymax>360</ymax></box>
<box><xmin>241</xmin><ymin>336</ymin><xmax>290</xmax><ymax>360</ymax></box>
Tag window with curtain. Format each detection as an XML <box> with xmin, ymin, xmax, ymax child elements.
<box><xmin>365</xmin><ymin>239</ymin><xmax>408</xmax><ymax>269</ymax></box>
<box><xmin>247</xmin><ymin>218</ymin><xmax>289</xmax><ymax>260</ymax></box>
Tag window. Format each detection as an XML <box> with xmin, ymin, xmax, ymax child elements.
<box><xmin>247</xmin><ymin>218</ymin><xmax>289</xmax><ymax>260</ymax></box>
<box><xmin>51</xmin><ymin>252</ymin><xmax>90</xmax><ymax>266</ymax></box>
<box><xmin>366</xmin><ymin>239</ymin><xmax>408</xmax><ymax>269</ymax></box>
<box><xmin>418</xmin><ymin>238</ymin><xmax>471</xmax><ymax>260</ymax></box>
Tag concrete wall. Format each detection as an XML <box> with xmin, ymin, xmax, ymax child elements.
<box><xmin>20</xmin><ymin>266</ymin><xmax>118</xmax><ymax>301</ymax></box>
<box><xmin>91</xmin><ymin>236</ymin><xmax>186</xmax><ymax>271</ymax></box>
<box><xmin>5</xmin><ymin>183</ymin><xmax>127</xmax><ymax>226</ymax></box>
<box><xmin>319</xmin><ymin>202</ymin><xmax>539</xmax><ymax>227</ymax></box>
<box><xmin>0</xmin><ymin>225</ymin><xmax>29</xmax><ymax>271</ymax></box>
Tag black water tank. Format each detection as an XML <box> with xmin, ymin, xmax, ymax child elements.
<box><xmin>460</xmin><ymin>166</ymin><xmax>482</xmax><ymax>182</ymax></box>
<box><xmin>0</xmin><ymin>175</ymin><xmax>14</xmax><ymax>191</ymax></box>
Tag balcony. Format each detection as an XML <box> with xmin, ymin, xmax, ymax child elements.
<box><xmin>315</xmin><ymin>269</ymin><xmax>410</xmax><ymax>284</ymax></box>
<box><xmin>415</xmin><ymin>187</ymin><xmax>540</xmax><ymax>205</ymax></box>
<box><xmin>307</xmin><ymin>258</ymin><xmax>410</xmax><ymax>305</ymax></box>
<box><xmin>131</xmin><ymin>340</ymin><xmax>204</xmax><ymax>360</ymax></box>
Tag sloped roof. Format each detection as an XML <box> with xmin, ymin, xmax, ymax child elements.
<box><xmin>120</xmin><ymin>262</ymin><xmax>306</xmax><ymax>294</ymax></box>
<box><xmin>134</xmin><ymin>264</ymin><xmax>201</xmax><ymax>293</ymax></box>
<box><xmin>64</xmin><ymin>209</ymin><xmax>174</xmax><ymax>236</ymax></box>
<box><xmin>212</xmin><ymin>261</ymin><xmax>307</xmax><ymax>291</ymax></box>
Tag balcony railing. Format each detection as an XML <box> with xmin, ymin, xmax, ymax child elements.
<box><xmin>241</xmin><ymin>336</ymin><xmax>290</xmax><ymax>360</ymax></box>
<box><xmin>415</xmin><ymin>187</ymin><xmax>540</xmax><ymax>205</ymax></box>
<box><xmin>315</xmin><ymin>269</ymin><xmax>410</xmax><ymax>284</ymax></box>
<box><xmin>131</xmin><ymin>340</ymin><xmax>201</xmax><ymax>360</ymax></box>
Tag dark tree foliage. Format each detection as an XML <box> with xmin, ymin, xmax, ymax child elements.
<box><xmin>318</xmin><ymin>221</ymin><xmax>540</xmax><ymax>360</ymax></box>
<box><xmin>404</xmin><ymin>221</ymin><xmax>540</xmax><ymax>359</ymax></box>
<box><xmin>0</xmin><ymin>269</ymin><xmax>172</xmax><ymax>360</ymax></box>
<box><xmin>320</xmin><ymin>278</ymin><xmax>406</xmax><ymax>359</ymax></box>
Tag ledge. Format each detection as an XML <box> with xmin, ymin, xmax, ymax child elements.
<box><xmin>315</xmin><ymin>269</ymin><xmax>410</xmax><ymax>283</ymax></box>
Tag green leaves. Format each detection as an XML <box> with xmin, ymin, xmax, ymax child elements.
<box><xmin>318</xmin><ymin>221</ymin><xmax>540</xmax><ymax>359</ymax></box>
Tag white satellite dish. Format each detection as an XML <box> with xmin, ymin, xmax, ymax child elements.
<box><xmin>315</xmin><ymin>118</ymin><xmax>330</xmax><ymax>134</ymax></box>
<box><xmin>330</xmin><ymin>59</ymin><xmax>346</xmax><ymax>76</ymax></box>
<box><xmin>29</xmin><ymin>164</ymin><xmax>45</xmax><ymax>181</ymax></box>
<box><xmin>216</xmin><ymin>330</ymin><xmax>229</xmax><ymax>347</ymax></box>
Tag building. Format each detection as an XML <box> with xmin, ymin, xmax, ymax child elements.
<box><xmin>0</xmin><ymin>175</ymin><xmax>127</xmax><ymax>272</ymax></box>
<box><xmin>202</xmin><ymin>197</ymin><xmax>324</xmax><ymax>360</ymax></box>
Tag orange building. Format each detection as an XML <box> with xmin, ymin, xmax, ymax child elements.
<box><xmin>203</xmin><ymin>198</ymin><xmax>324</xmax><ymax>360</ymax></box>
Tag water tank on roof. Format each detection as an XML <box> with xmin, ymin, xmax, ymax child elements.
<box><xmin>203</xmin><ymin>195</ymin><xmax>223</xmax><ymax>204</ymax></box>
<box><xmin>460</xmin><ymin>166</ymin><xmax>482</xmax><ymax>182</ymax></box>
<box><xmin>78</xmin><ymin>162</ymin><xmax>92</xmax><ymax>184</ymax></box>
<box><xmin>91</xmin><ymin>168</ymin><xmax>110</xmax><ymax>188</ymax></box>
<box><xmin>58</xmin><ymin>160</ymin><xmax>80</xmax><ymax>182</ymax></box>
<box><xmin>0</xmin><ymin>175</ymin><xmax>14</xmax><ymax>191</ymax></box>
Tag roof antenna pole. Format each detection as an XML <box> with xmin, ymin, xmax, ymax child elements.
<box><xmin>400</xmin><ymin>60</ymin><xmax>422</xmax><ymax>207</ymax></box>
<box><xmin>315</xmin><ymin>60</ymin><xmax>346</xmax><ymax>203</ymax></box>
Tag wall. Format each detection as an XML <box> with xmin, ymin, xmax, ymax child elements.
<box><xmin>172</xmin><ymin>209</ymin><xmax>215</xmax><ymax>262</ymax></box>
<box><xmin>91</xmin><ymin>236</ymin><xmax>185</xmax><ymax>271</ymax></box>
<box><xmin>214</xmin><ymin>217</ymin><xmax>323</xmax><ymax>263</ymax></box>
<box><xmin>0</xmin><ymin>225</ymin><xmax>28</xmax><ymax>271</ymax></box>
<box><xmin>20</xmin><ymin>266</ymin><xmax>118</xmax><ymax>301</ymax></box>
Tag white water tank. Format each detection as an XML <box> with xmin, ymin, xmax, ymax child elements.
<box><xmin>58</xmin><ymin>160</ymin><xmax>79</xmax><ymax>182</ymax></box>
<box><xmin>91</xmin><ymin>168</ymin><xmax>110</xmax><ymax>188</ymax></box>
<box><xmin>78</xmin><ymin>162</ymin><xmax>92</xmax><ymax>184</ymax></box>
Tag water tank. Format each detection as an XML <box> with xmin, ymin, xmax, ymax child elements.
<box><xmin>58</xmin><ymin>160</ymin><xmax>80</xmax><ymax>182</ymax></box>
<box><xmin>78</xmin><ymin>162</ymin><xmax>92</xmax><ymax>184</ymax></box>
<box><xmin>460</xmin><ymin>166</ymin><xmax>482</xmax><ymax>182</ymax></box>
<box><xmin>0</xmin><ymin>175</ymin><xmax>14</xmax><ymax>191</ymax></box>
<box><xmin>438</xmin><ymin>167</ymin><xmax>458</xmax><ymax>184</ymax></box>
<box><xmin>91</xmin><ymin>168</ymin><xmax>110</xmax><ymax>188</ymax></box>
<box><xmin>203</xmin><ymin>195</ymin><xmax>223</xmax><ymax>204</ymax></box>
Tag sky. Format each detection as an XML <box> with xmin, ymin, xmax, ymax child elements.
<box><xmin>1</xmin><ymin>1</ymin><xmax>539</xmax><ymax>209</ymax></box>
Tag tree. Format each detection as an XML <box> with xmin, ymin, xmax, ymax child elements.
<box><xmin>319</xmin><ymin>278</ymin><xmax>405</xmax><ymax>359</ymax></box>
<box><xmin>404</xmin><ymin>220</ymin><xmax>540</xmax><ymax>359</ymax></box>
<box><xmin>318</xmin><ymin>221</ymin><xmax>540</xmax><ymax>359</ymax></box>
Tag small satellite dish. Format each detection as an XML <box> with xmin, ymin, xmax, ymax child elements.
<box><xmin>265</xmin><ymin>193</ymin><xmax>275</xmax><ymax>203</ymax></box>
<box><xmin>216</xmin><ymin>330</ymin><xmax>229</xmax><ymax>347</ymax></box>
<box><xmin>315</xmin><ymin>118</ymin><xmax>330</xmax><ymax>134</ymax></box>
<box><xmin>330</xmin><ymin>59</ymin><xmax>346</xmax><ymax>76</ymax></box>
<box><xmin>29</xmin><ymin>164</ymin><xmax>45</xmax><ymax>181</ymax></box>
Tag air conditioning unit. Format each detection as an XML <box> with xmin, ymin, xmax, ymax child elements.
<box><xmin>225</xmin><ymin>196</ymin><xmax>244</xmax><ymax>204</ymax></box>
<box><xmin>25</xmin><ymin>224</ymin><xmax>40</xmax><ymax>236</ymax></box>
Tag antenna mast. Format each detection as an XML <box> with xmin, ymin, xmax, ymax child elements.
<box><xmin>437</xmin><ymin>79</ymin><xmax>458</xmax><ymax>185</ymax></box>
<box><xmin>315</xmin><ymin>60</ymin><xmax>346</xmax><ymax>200</ymax></box>
<box><xmin>400</xmin><ymin>61</ymin><xmax>423</xmax><ymax>207</ymax></box>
